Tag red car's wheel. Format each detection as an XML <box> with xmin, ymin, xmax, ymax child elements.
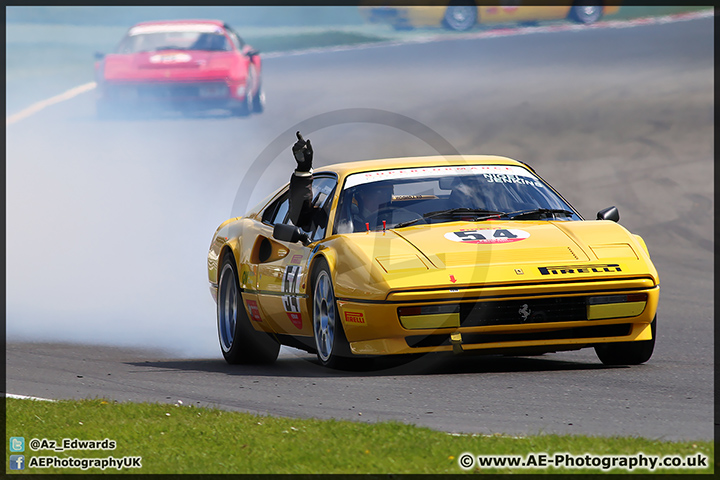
<box><xmin>231</xmin><ymin>65</ymin><xmax>259</xmax><ymax>116</ymax></box>
<box><xmin>251</xmin><ymin>82</ymin><xmax>265</xmax><ymax>114</ymax></box>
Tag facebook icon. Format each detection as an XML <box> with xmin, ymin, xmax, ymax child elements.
<box><xmin>10</xmin><ymin>455</ymin><xmax>25</xmax><ymax>470</ymax></box>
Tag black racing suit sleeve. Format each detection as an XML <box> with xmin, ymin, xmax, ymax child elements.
<box><xmin>288</xmin><ymin>172</ymin><xmax>314</xmax><ymax>230</ymax></box>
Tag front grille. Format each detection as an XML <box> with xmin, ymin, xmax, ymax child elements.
<box><xmin>405</xmin><ymin>323</ymin><xmax>633</xmax><ymax>349</ymax></box>
<box><xmin>460</xmin><ymin>297</ymin><xmax>587</xmax><ymax>327</ymax></box>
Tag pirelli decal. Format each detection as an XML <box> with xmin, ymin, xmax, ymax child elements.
<box><xmin>344</xmin><ymin>311</ymin><xmax>366</xmax><ymax>325</ymax></box>
<box><xmin>538</xmin><ymin>264</ymin><xmax>622</xmax><ymax>276</ymax></box>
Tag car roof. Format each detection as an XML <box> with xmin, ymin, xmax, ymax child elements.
<box><xmin>316</xmin><ymin>155</ymin><xmax>533</xmax><ymax>179</ymax></box>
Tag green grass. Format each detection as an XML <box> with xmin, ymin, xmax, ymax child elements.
<box><xmin>606</xmin><ymin>6</ymin><xmax>713</xmax><ymax>21</ymax></box>
<box><xmin>249</xmin><ymin>31</ymin><xmax>386</xmax><ymax>53</ymax></box>
<box><xmin>6</xmin><ymin>398</ymin><xmax>714</xmax><ymax>474</ymax></box>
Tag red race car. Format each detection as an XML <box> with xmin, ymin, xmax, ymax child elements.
<box><xmin>94</xmin><ymin>19</ymin><xmax>264</xmax><ymax>118</ymax></box>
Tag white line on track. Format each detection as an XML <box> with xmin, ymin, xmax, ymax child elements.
<box><xmin>5</xmin><ymin>10</ymin><xmax>712</xmax><ymax>126</ymax></box>
<box><xmin>6</xmin><ymin>81</ymin><xmax>97</xmax><ymax>126</ymax></box>
<box><xmin>7</xmin><ymin>393</ymin><xmax>58</xmax><ymax>402</ymax></box>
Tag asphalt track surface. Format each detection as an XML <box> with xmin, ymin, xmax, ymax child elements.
<box><xmin>6</xmin><ymin>17</ymin><xmax>714</xmax><ymax>441</ymax></box>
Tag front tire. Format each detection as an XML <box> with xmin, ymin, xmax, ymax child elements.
<box><xmin>442</xmin><ymin>1</ymin><xmax>478</xmax><ymax>31</ymax></box>
<box><xmin>311</xmin><ymin>259</ymin><xmax>353</xmax><ymax>369</ymax></box>
<box><xmin>568</xmin><ymin>3</ymin><xmax>603</xmax><ymax>24</ymax></box>
<box><xmin>595</xmin><ymin>316</ymin><xmax>656</xmax><ymax>366</ymax></box>
<box><xmin>217</xmin><ymin>254</ymin><xmax>279</xmax><ymax>364</ymax></box>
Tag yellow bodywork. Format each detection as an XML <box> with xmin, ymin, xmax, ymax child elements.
<box><xmin>359</xmin><ymin>2</ymin><xmax>621</xmax><ymax>29</ymax></box>
<box><xmin>208</xmin><ymin>155</ymin><xmax>658</xmax><ymax>358</ymax></box>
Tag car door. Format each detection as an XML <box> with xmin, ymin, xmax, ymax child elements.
<box><xmin>478</xmin><ymin>3</ymin><xmax>569</xmax><ymax>24</ymax></box>
<box><xmin>255</xmin><ymin>175</ymin><xmax>337</xmax><ymax>337</ymax></box>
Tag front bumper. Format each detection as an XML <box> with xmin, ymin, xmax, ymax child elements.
<box><xmin>337</xmin><ymin>279</ymin><xmax>659</xmax><ymax>356</ymax></box>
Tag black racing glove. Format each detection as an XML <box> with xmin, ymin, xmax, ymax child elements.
<box><xmin>292</xmin><ymin>131</ymin><xmax>313</xmax><ymax>173</ymax></box>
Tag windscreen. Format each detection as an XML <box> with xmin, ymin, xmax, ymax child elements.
<box><xmin>333</xmin><ymin>164</ymin><xmax>580</xmax><ymax>233</ymax></box>
<box><xmin>117</xmin><ymin>24</ymin><xmax>230</xmax><ymax>53</ymax></box>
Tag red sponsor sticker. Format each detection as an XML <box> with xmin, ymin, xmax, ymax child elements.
<box><xmin>344</xmin><ymin>311</ymin><xmax>366</xmax><ymax>325</ymax></box>
<box><xmin>246</xmin><ymin>300</ymin><xmax>262</xmax><ymax>322</ymax></box>
<box><xmin>287</xmin><ymin>312</ymin><xmax>302</xmax><ymax>329</ymax></box>
<box><xmin>290</xmin><ymin>254</ymin><xmax>303</xmax><ymax>264</ymax></box>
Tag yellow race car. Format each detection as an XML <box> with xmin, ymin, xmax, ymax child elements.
<box><xmin>208</xmin><ymin>155</ymin><xmax>658</xmax><ymax>369</ymax></box>
<box><xmin>360</xmin><ymin>2</ymin><xmax>621</xmax><ymax>32</ymax></box>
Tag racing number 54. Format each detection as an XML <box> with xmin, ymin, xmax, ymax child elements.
<box><xmin>456</xmin><ymin>229</ymin><xmax>518</xmax><ymax>241</ymax></box>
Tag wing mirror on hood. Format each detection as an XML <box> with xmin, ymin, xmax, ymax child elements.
<box><xmin>596</xmin><ymin>206</ymin><xmax>619</xmax><ymax>222</ymax></box>
<box><xmin>273</xmin><ymin>223</ymin><xmax>310</xmax><ymax>246</ymax></box>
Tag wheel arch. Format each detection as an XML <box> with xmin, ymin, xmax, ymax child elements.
<box><xmin>306</xmin><ymin>250</ymin><xmax>337</xmax><ymax>293</ymax></box>
<box><xmin>215</xmin><ymin>239</ymin><xmax>244</xmax><ymax>287</ymax></box>
<box><xmin>304</xmin><ymin>249</ymin><xmax>337</xmax><ymax>312</ymax></box>
<box><xmin>218</xmin><ymin>244</ymin><xmax>237</xmax><ymax>273</ymax></box>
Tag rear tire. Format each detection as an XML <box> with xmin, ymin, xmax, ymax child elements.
<box><xmin>231</xmin><ymin>97</ymin><xmax>251</xmax><ymax>117</ymax></box>
<box><xmin>595</xmin><ymin>316</ymin><xmax>656</xmax><ymax>366</ymax></box>
<box><xmin>217</xmin><ymin>254</ymin><xmax>279</xmax><ymax>364</ymax></box>
<box><xmin>251</xmin><ymin>83</ymin><xmax>265</xmax><ymax>114</ymax></box>
<box><xmin>232</xmin><ymin>65</ymin><xmax>258</xmax><ymax>116</ymax></box>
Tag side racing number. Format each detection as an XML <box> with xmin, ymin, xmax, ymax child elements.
<box><xmin>282</xmin><ymin>265</ymin><xmax>301</xmax><ymax>294</ymax></box>
<box><xmin>282</xmin><ymin>265</ymin><xmax>303</xmax><ymax>329</ymax></box>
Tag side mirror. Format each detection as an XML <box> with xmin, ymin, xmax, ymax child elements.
<box><xmin>246</xmin><ymin>49</ymin><xmax>260</xmax><ymax>58</ymax></box>
<box><xmin>596</xmin><ymin>206</ymin><xmax>619</xmax><ymax>222</ymax></box>
<box><xmin>94</xmin><ymin>52</ymin><xmax>105</xmax><ymax>60</ymax></box>
<box><xmin>273</xmin><ymin>223</ymin><xmax>310</xmax><ymax>246</ymax></box>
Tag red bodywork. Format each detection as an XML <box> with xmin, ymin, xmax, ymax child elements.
<box><xmin>95</xmin><ymin>19</ymin><xmax>263</xmax><ymax>115</ymax></box>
